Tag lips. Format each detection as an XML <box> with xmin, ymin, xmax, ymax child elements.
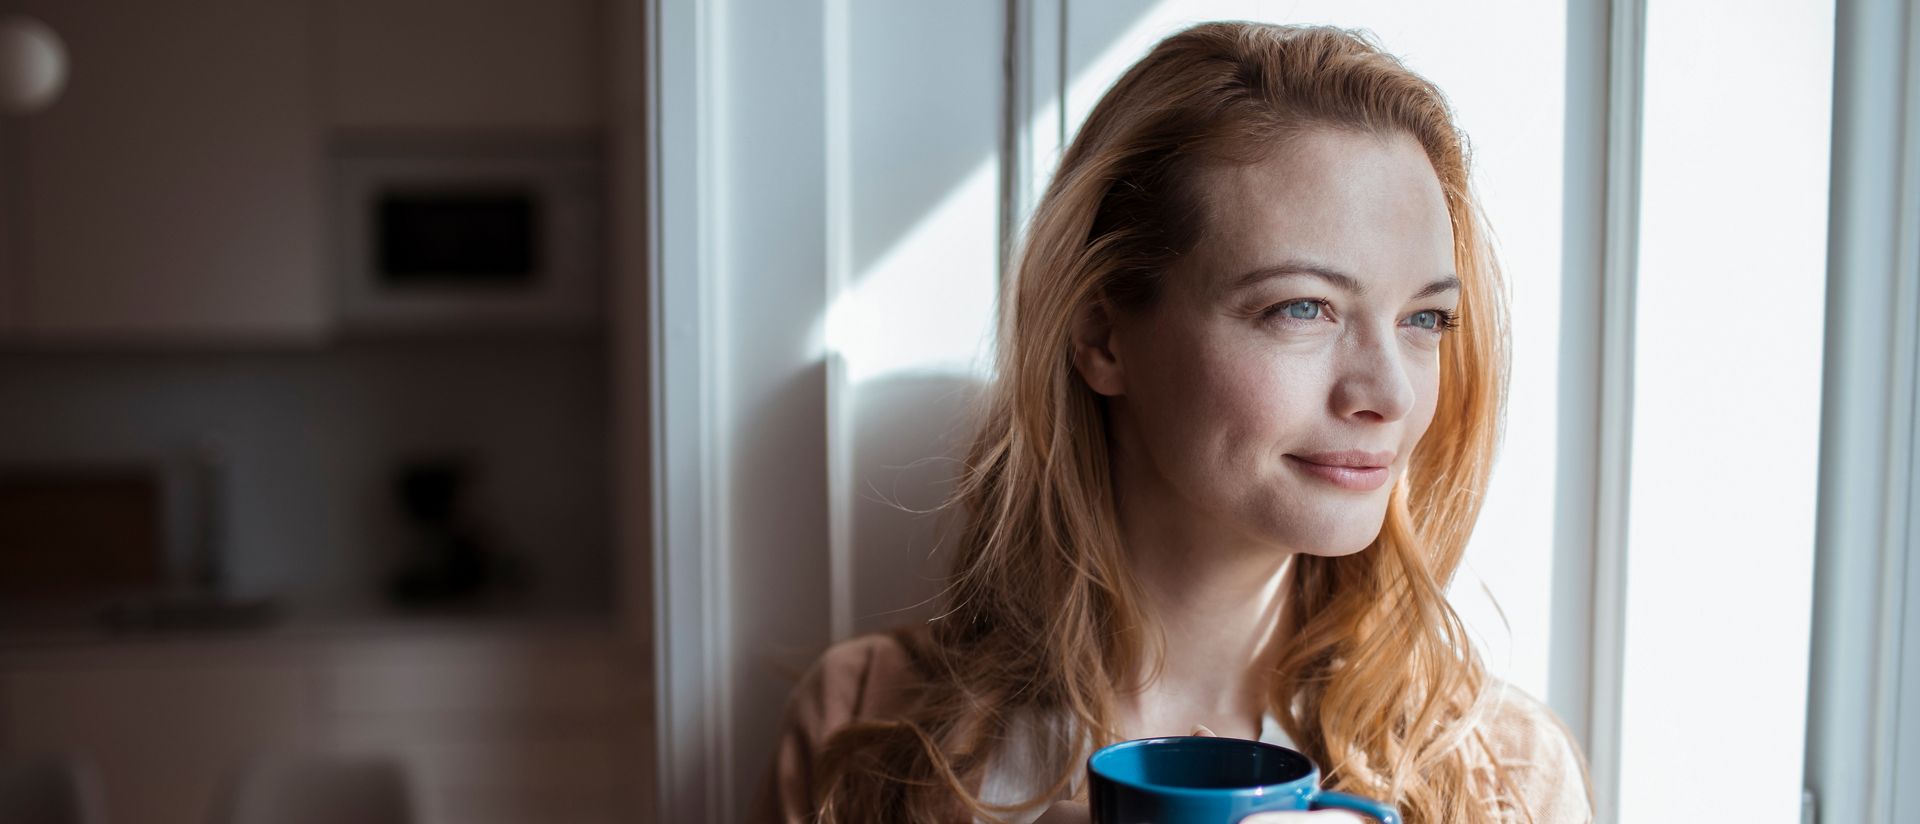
<box><xmin>1285</xmin><ymin>450</ymin><xmax>1395</xmax><ymax>492</ymax></box>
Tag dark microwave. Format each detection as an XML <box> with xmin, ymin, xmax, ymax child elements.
<box><xmin>333</xmin><ymin>138</ymin><xmax>604</xmax><ymax>331</ymax></box>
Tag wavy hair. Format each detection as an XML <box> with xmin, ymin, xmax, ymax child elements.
<box><xmin>814</xmin><ymin>22</ymin><xmax>1517</xmax><ymax>824</ymax></box>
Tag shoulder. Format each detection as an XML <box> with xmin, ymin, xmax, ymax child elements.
<box><xmin>784</xmin><ymin>630</ymin><xmax>929</xmax><ymax>738</ymax></box>
<box><xmin>1476</xmin><ymin>681</ymin><xmax>1596</xmax><ymax>824</ymax></box>
<box><xmin>755</xmin><ymin>631</ymin><xmax>933</xmax><ymax>823</ymax></box>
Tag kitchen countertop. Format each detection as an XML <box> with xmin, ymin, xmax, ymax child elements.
<box><xmin>0</xmin><ymin>601</ymin><xmax>636</xmax><ymax>658</ymax></box>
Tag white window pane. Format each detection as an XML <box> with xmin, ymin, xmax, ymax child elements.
<box><xmin>1620</xmin><ymin>1</ymin><xmax>1832</xmax><ymax>822</ymax></box>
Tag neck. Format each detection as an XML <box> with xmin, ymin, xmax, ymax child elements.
<box><xmin>1109</xmin><ymin>434</ymin><xmax>1293</xmax><ymax>739</ymax></box>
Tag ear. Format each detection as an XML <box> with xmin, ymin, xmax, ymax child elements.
<box><xmin>1069</xmin><ymin>299</ymin><xmax>1127</xmax><ymax>397</ymax></box>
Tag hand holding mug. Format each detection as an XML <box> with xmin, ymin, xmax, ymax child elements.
<box><xmin>1086</xmin><ymin>736</ymin><xmax>1399</xmax><ymax>824</ymax></box>
<box><xmin>1036</xmin><ymin>801</ymin><xmax>1368</xmax><ymax>823</ymax></box>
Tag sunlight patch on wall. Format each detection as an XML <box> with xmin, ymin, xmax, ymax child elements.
<box><xmin>823</xmin><ymin>159</ymin><xmax>1000</xmax><ymax>387</ymax></box>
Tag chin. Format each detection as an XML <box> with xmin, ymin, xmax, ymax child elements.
<box><xmin>1266</xmin><ymin>509</ymin><xmax>1389</xmax><ymax>558</ymax></box>
<box><xmin>1235</xmin><ymin>486</ymin><xmax>1394</xmax><ymax>557</ymax></box>
<box><xmin>1294</xmin><ymin>536</ymin><xmax>1378</xmax><ymax>559</ymax></box>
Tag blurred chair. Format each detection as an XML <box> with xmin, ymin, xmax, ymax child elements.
<box><xmin>0</xmin><ymin>753</ymin><xmax>107</xmax><ymax>824</ymax></box>
<box><xmin>216</xmin><ymin>752</ymin><xmax>413</xmax><ymax>824</ymax></box>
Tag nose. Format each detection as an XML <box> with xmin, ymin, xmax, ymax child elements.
<box><xmin>1328</xmin><ymin>325</ymin><xmax>1415</xmax><ymax>423</ymax></box>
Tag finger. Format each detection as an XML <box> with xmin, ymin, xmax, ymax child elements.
<box><xmin>1240</xmin><ymin>812</ymin><xmax>1367</xmax><ymax>824</ymax></box>
<box><xmin>1190</xmin><ymin>723</ymin><xmax>1217</xmax><ymax>736</ymax></box>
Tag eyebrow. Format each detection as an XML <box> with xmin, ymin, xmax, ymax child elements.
<box><xmin>1226</xmin><ymin>260</ymin><xmax>1460</xmax><ymax>301</ymax></box>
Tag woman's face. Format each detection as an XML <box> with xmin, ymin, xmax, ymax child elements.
<box><xmin>1079</xmin><ymin>127</ymin><xmax>1458</xmax><ymax>557</ymax></box>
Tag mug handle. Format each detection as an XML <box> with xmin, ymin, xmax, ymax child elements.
<box><xmin>1309</xmin><ymin>790</ymin><xmax>1401</xmax><ymax>824</ymax></box>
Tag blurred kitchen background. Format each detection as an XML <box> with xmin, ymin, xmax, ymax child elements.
<box><xmin>0</xmin><ymin>1</ymin><xmax>650</xmax><ymax>823</ymax></box>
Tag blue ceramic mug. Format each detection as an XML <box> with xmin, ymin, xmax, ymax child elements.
<box><xmin>1087</xmin><ymin>736</ymin><xmax>1399</xmax><ymax>824</ymax></box>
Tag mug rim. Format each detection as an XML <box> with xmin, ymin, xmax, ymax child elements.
<box><xmin>1087</xmin><ymin>735</ymin><xmax>1321</xmax><ymax>799</ymax></box>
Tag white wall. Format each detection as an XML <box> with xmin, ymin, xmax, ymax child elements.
<box><xmin>688</xmin><ymin>3</ymin><xmax>834</xmax><ymax>820</ymax></box>
<box><xmin>831</xmin><ymin>2</ymin><xmax>1004</xmax><ymax>638</ymax></box>
<box><xmin>703</xmin><ymin>2</ymin><xmax>1010</xmax><ymax>816</ymax></box>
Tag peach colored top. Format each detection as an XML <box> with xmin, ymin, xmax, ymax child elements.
<box><xmin>755</xmin><ymin>632</ymin><xmax>1596</xmax><ymax>824</ymax></box>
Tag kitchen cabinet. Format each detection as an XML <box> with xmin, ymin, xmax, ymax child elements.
<box><xmin>0</xmin><ymin>626</ymin><xmax>649</xmax><ymax>824</ymax></box>
<box><xmin>2</xmin><ymin>0</ymin><xmax>327</xmax><ymax>343</ymax></box>
<box><xmin>319</xmin><ymin>0</ymin><xmax>604</xmax><ymax>134</ymax></box>
<box><xmin>0</xmin><ymin>0</ymin><xmax>606</xmax><ymax>345</ymax></box>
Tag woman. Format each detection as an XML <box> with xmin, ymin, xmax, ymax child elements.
<box><xmin>757</xmin><ymin>22</ymin><xmax>1593</xmax><ymax>824</ymax></box>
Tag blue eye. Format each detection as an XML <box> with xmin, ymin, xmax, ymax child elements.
<box><xmin>1279</xmin><ymin>300</ymin><xmax>1322</xmax><ymax>320</ymax></box>
<box><xmin>1406</xmin><ymin>309</ymin><xmax>1458</xmax><ymax>331</ymax></box>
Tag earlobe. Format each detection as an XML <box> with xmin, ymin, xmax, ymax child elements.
<box><xmin>1070</xmin><ymin>300</ymin><xmax>1126</xmax><ymax>397</ymax></box>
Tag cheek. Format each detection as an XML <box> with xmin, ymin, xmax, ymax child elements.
<box><xmin>1403</xmin><ymin>358</ymin><xmax>1443</xmax><ymax>446</ymax></box>
<box><xmin>1213</xmin><ymin>355</ymin><xmax>1317</xmax><ymax>431</ymax></box>
<box><xmin>1177</xmin><ymin>342</ymin><xmax>1329</xmax><ymax>464</ymax></box>
<box><xmin>1130</xmin><ymin>331</ymin><xmax>1280</xmax><ymax>457</ymax></box>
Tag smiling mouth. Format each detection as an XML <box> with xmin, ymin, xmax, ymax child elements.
<box><xmin>1284</xmin><ymin>453</ymin><xmax>1392</xmax><ymax>492</ymax></box>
